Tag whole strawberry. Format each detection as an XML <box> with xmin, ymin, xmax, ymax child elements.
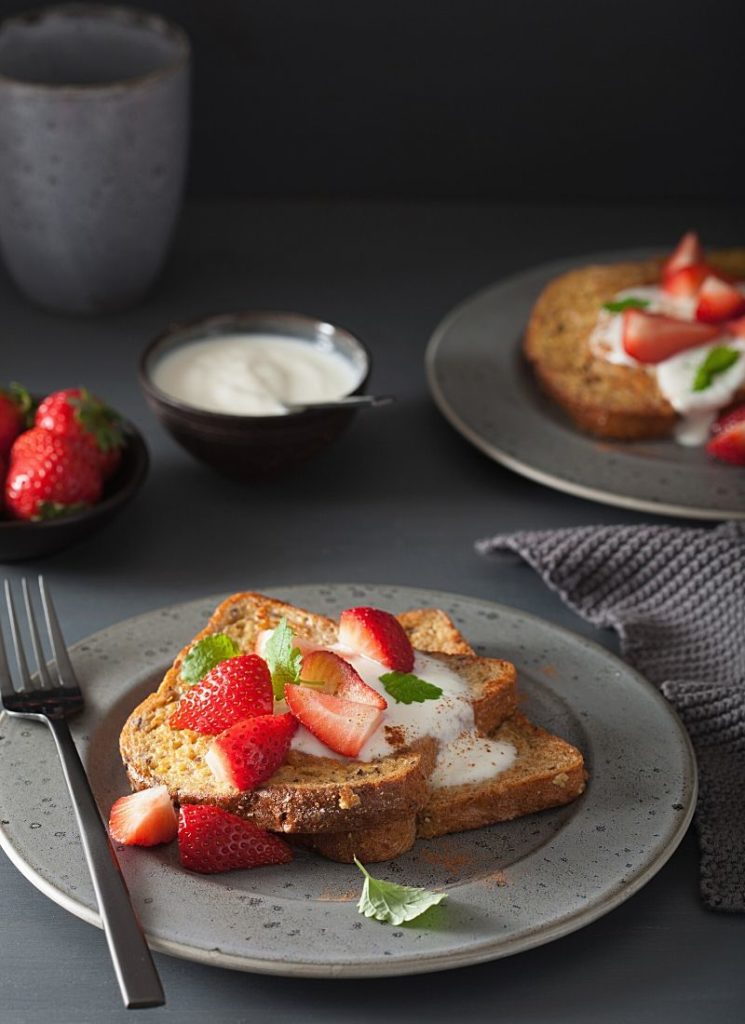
<box><xmin>35</xmin><ymin>387</ymin><xmax>124</xmax><ymax>479</ymax></box>
<box><xmin>0</xmin><ymin>383</ymin><xmax>32</xmax><ymax>458</ymax></box>
<box><xmin>5</xmin><ymin>427</ymin><xmax>103</xmax><ymax>521</ymax></box>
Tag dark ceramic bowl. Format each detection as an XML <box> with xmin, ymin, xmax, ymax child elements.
<box><xmin>139</xmin><ymin>311</ymin><xmax>371</xmax><ymax>478</ymax></box>
<box><xmin>0</xmin><ymin>420</ymin><xmax>149</xmax><ymax>562</ymax></box>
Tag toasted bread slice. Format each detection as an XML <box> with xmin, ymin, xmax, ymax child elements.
<box><xmin>294</xmin><ymin>713</ymin><xmax>587</xmax><ymax>861</ymax></box>
<box><xmin>417</xmin><ymin>712</ymin><xmax>587</xmax><ymax>839</ymax></box>
<box><xmin>524</xmin><ymin>249</ymin><xmax>745</xmax><ymax>440</ymax></box>
<box><xmin>290</xmin><ymin>817</ymin><xmax>417</xmax><ymax>862</ymax></box>
<box><xmin>120</xmin><ymin>595</ymin><xmax>517</xmax><ymax>833</ymax></box>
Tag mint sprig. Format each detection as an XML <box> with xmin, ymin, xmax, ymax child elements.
<box><xmin>181</xmin><ymin>633</ymin><xmax>240</xmax><ymax>685</ymax></box>
<box><xmin>355</xmin><ymin>858</ymin><xmax>446</xmax><ymax>925</ymax></box>
<box><xmin>379</xmin><ymin>671</ymin><xmax>443</xmax><ymax>705</ymax></box>
<box><xmin>602</xmin><ymin>297</ymin><xmax>650</xmax><ymax>313</ymax></box>
<box><xmin>692</xmin><ymin>346</ymin><xmax>741</xmax><ymax>392</ymax></box>
<box><xmin>264</xmin><ymin>618</ymin><xmax>303</xmax><ymax>700</ymax></box>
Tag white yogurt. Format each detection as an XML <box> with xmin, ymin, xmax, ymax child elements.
<box><xmin>287</xmin><ymin>646</ymin><xmax>516</xmax><ymax>786</ymax></box>
<box><xmin>589</xmin><ymin>285</ymin><xmax>745</xmax><ymax>444</ymax></box>
<box><xmin>151</xmin><ymin>334</ymin><xmax>361</xmax><ymax>416</ymax></box>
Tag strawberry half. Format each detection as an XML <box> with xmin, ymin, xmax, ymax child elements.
<box><xmin>706</xmin><ymin>405</ymin><xmax>745</xmax><ymax>466</ymax></box>
<box><xmin>662</xmin><ymin>262</ymin><xmax>710</xmax><ymax>298</ymax></box>
<box><xmin>337</xmin><ymin>607</ymin><xmax>415</xmax><ymax>671</ymax></box>
<box><xmin>695</xmin><ymin>276</ymin><xmax>745</xmax><ymax>324</ymax></box>
<box><xmin>727</xmin><ymin>315</ymin><xmax>745</xmax><ymax>339</ymax></box>
<box><xmin>178</xmin><ymin>804</ymin><xmax>292</xmax><ymax>873</ymax></box>
<box><xmin>284</xmin><ymin>685</ymin><xmax>383</xmax><ymax>757</ymax></box>
<box><xmin>622</xmin><ymin>310</ymin><xmax>719</xmax><ymax>364</ymax></box>
<box><xmin>662</xmin><ymin>231</ymin><xmax>704</xmax><ymax>281</ymax></box>
<box><xmin>205</xmin><ymin>713</ymin><xmax>297</xmax><ymax>790</ymax></box>
<box><xmin>299</xmin><ymin>649</ymin><xmax>387</xmax><ymax>709</ymax></box>
<box><xmin>170</xmin><ymin>654</ymin><xmax>273</xmax><ymax>734</ymax></box>
<box><xmin>108</xmin><ymin>785</ymin><xmax>178</xmax><ymax>847</ymax></box>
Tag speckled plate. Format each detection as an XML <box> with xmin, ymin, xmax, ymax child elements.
<box><xmin>426</xmin><ymin>249</ymin><xmax>745</xmax><ymax>519</ymax></box>
<box><xmin>0</xmin><ymin>583</ymin><xmax>696</xmax><ymax>977</ymax></box>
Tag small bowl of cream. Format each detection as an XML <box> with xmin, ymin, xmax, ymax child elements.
<box><xmin>140</xmin><ymin>311</ymin><xmax>371</xmax><ymax>477</ymax></box>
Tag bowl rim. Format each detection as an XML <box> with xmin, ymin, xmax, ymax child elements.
<box><xmin>138</xmin><ymin>309</ymin><xmax>373</xmax><ymax>425</ymax></box>
<box><xmin>0</xmin><ymin>417</ymin><xmax>149</xmax><ymax>531</ymax></box>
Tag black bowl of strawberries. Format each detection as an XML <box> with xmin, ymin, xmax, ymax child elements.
<box><xmin>0</xmin><ymin>386</ymin><xmax>149</xmax><ymax>562</ymax></box>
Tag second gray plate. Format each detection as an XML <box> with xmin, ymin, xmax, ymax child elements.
<box><xmin>0</xmin><ymin>583</ymin><xmax>696</xmax><ymax>977</ymax></box>
<box><xmin>426</xmin><ymin>250</ymin><xmax>745</xmax><ymax>519</ymax></box>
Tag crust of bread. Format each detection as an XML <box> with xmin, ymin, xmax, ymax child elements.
<box><xmin>119</xmin><ymin>594</ymin><xmax>516</xmax><ymax>833</ymax></box>
<box><xmin>290</xmin><ymin>817</ymin><xmax>417</xmax><ymax>863</ymax></box>
<box><xmin>524</xmin><ymin>248</ymin><xmax>745</xmax><ymax>440</ymax></box>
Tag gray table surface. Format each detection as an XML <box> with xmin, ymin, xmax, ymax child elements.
<box><xmin>1</xmin><ymin>200</ymin><xmax>743</xmax><ymax>1023</ymax></box>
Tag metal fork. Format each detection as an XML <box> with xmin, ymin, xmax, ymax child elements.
<box><xmin>0</xmin><ymin>577</ymin><xmax>165</xmax><ymax>1009</ymax></box>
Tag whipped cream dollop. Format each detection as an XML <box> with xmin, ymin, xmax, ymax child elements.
<box><xmin>589</xmin><ymin>285</ymin><xmax>745</xmax><ymax>446</ymax></box>
<box><xmin>287</xmin><ymin>647</ymin><xmax>516</xmax><ymax>787</ymax></box>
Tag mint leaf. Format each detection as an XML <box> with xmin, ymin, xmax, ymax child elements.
<box><xmin>692</xmin><ymin>346</ymin><xmax>741</xmax><ymax>392</ymax></box>
<box><xmin>264</xmin><ymin>618</ymin><xmax>303</xmax><ymax>700</ymax></box>
<box><xmin>355</xmin><ymin>858</ymin><xmax>446</xmax><ymax>925</ymax></box>
<box><xmin>181</xmin><ymin>633</ymin><xmax>240</xmax><ymax>685</ymax></box>
<box><xmin>602</xmin><ymin>297</ymin><xmax>650</xmax><ymax>313</ymax></box>
<box><xmin>380</xmin><ymin>671</ymin><xmax>443</xmax><ymax>705</ymax></box>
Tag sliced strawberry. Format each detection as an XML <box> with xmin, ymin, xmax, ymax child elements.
<box><xmin>662</xmin><ymin>231</ymin><xmax>704</xmax><ymax>280</ymax></box>
<box><xmin>178</xmin><ymin>804</ymin><xmax>292</xmax><ymax>873</ymax></box>
<box><xmin>299</xmin><ymin>649</ymin><xmax>387</xmax><ymax>709</ymax></box>
<box><xmin>284</xmin><ymin>685</ymin><xmax>383</xmax><ymax>757</ymax></box>
<box><xmin>711</xmin><ymin>403</ymin><xmax>745</xmax><ymax>435</ymax></box>
<box><xmin>706</xmin><ymin>404</ymin><xmax>745</xmax><ymax>466</ymax></box>
<box><xmin>707</xmin><ymin>421</ymin><xmax>745</xmax><ymax>465</ymax></box>
<box><xmin>662</xmin><ymin>262</ymin><xmax>710</xmax><ymax>298</ymax></box>
<box><xmin>727</xmin><ymin>315</ymin><xmax>745</xmax><ymax>338</ymax></box>
<box><xmin>622</xmin><ymin>310</ymin><xmax>719</xmax><ymax>364</ymax></box>
<box><xmin>337</xmin><ymin>607</ymin><xmax>414</xmax><ymax>671</ymax></box>
<box><xmin>108</xmin><ymin>785</ymin><xmax>177</xmax><ymax>847</ymax></box>
<box><xmin>695</xmin><ymin>276</ymin><xmax>745</xmax><ymax>324</ymax></box>
<box><xmin>205</xmin><ymin>713</ymin><xmax>296</xmax><ymax>790</ymax></box>
<box><xmin>170</xmin><ymin>654</ymin><xmax>273</xmax><ymax>734</ymax></box>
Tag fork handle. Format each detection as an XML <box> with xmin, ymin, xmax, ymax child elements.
<box><xmin>47</xmin><ymin>717</ymin><xmax>165</xmax><ymax>1009</ymax></box>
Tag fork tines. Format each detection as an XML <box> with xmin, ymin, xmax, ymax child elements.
<box><xmin>0</xmin><ymin>577</ymin><xmax>79</xmax><ymax>702</ymax></box>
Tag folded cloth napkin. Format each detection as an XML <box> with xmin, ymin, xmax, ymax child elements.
<box><xmin>476</xmin><ymin>521</ymin><xmax>745</xmax><ymax>912</ymax></box>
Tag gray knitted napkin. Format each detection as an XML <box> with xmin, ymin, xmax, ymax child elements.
<box><xmin>476</xmin><ymin>521</ymin><xmax>745</xmax><ymax>912</ymax></box>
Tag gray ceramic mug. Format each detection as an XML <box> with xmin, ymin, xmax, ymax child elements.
<box><xmin>0</xmin><ymin>4</ymin><xmax>190</xmax><ymax>314</ymax></box>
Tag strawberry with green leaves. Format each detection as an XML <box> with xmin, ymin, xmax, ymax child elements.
<box><xmin>35</xmin><ymin>387</ymin><xmax>124</xmax><ymax>479</ymax></box>
<box><xmin>0</xmin><ymin>383</ymin><xmax>32</xmax><ymax>458</ymax></box>
<box><xmin>5</xmin><ymin>427</ymin><xmax>103</xmax><ymax>521</ymax></box>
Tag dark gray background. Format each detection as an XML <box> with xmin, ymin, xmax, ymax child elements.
<box><xmin>1</xmin><ymin>199</ymin><xmax>744</xmax><ymax>1023</ymax></box>
<box><xmin>0</xmin><ymin>0</ymin><xmax>741</xmax><ymax>199</ymax></box>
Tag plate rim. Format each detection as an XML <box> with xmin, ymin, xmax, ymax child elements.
<box><xmin>425</xmin><ymin>250</ymin><xmax>745</xmax><ymax>521</ymax></box>
<box><xmin>0</xmin><ymin>583</ymin><xmax>699</xmax><ymax>977</ymax></box>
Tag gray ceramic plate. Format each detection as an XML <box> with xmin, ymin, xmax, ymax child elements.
<box><xmin>0</xmin><ymin>583</ymin><xmax>696</xmax><ymax>977</ymax></box>
<box><xmin>426</xmin><ymin>250</ymin><xmax>745</xmax><ymax>519</ymax></box>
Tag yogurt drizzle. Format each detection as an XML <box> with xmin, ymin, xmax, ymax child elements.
<box><xmin>286</xmin><ymin>647</ymin><xmax>516</xmax><ymax>787</ymax></box>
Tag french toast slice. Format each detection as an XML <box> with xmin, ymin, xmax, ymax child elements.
<box><xmin>416</xmin><ymin>712</ymin><xmax>587</xmax><ymax>839</ymax></box>
<box><xmin>120</xmin><ymin>594</ymin><xmax>517</xmax><ymax>834</ymax></box>
<box><xmin>294</xmin><ymin>713</ymin><xmax>587</xmax><ymax>861</ymax></box>
<box><xmin>524</xmin><ymin>248</ymin><xmax>745</xmax><ymax>440</ymax></box>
